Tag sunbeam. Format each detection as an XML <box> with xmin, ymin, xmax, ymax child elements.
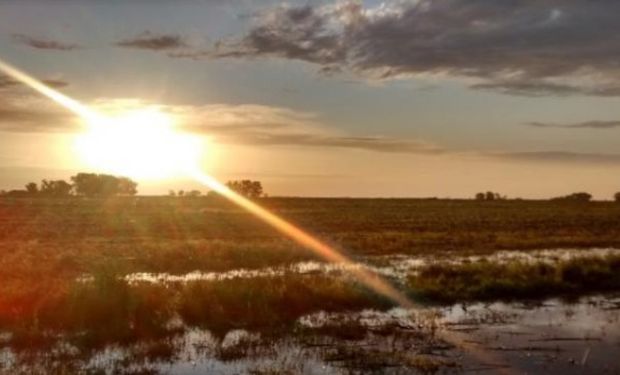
<box><xmin>0</xmin><ymin>57</ymin><xmax>411</xmax><ymax>307</ymax></box>
<box><xmin>0</xmin><ymin>57</ymin><xmax>513</xmax><ymax>374</ymax></box>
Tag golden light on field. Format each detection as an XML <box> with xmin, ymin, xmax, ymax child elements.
<box><xmin>0</xmin><ymin>57</ymin><xmax>512</xmax><ymax>372</ymax></box>
<box><xmin>74</xmin><ymin>108</ymin><xmax>203</xmax><ymax>180</ymax></box>
<box><xmin>0</xmin><ymin>57</ymin><xmax>411</xmax><ymax>307</ymax></box>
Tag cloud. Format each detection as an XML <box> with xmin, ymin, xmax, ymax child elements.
<box><xmin>0</xmin><ymin>77</ymin><xmax>74</xmax><ymax>132</ymax></box>
<box><xmin>0</xmin><ymin>75</ymin><xmax>69</xmax><ymax>90</ymax></box>
<box><xmin>472</xmin><ymin>81</ymin><xmax>620</xmax><ymax>97</ymax></box>
<box><xmin>115</xmin><ymin>32</ymin><xmax>188</xmax><ymax>50</ymax></box>
<box><xmin>12</xmin><ymin>34</ymin><xmax>81</xmax><ymax>51</ymax></box>
<box><xmin>175</xmin><ymin>103</ymin><xmax>440</xmax><ymax>153</ymax></box>
<box><xmin>494</xmin><ymin>151</ymin><xmax>620</xmax><ymax>165</ymax></box>
<box><xmin>200</xmin><ymin>1</ymin><xmax>620</xmax><ymax>97</ymax></box>
<box><xmin>220</xmin><ymin>132</ymin><xmax>443</xmax><ymax>154</ymax></box>
<box><xmin>3</xmin><ymin>96</ymin><xmax>620</xmax><ymax>165</ymax></box>
<box><xmin>526</xmin><ymin>121</ymin><xmax>620</xmax><ymax>129</ymax></box>
<box><xmin>0</xmin><ymin>97</ymin><xmax>77</xmax><ymax>133</ymax></box>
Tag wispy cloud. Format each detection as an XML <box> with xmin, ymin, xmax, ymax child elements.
<box><xmin>526</xmin><ymin>121</ymin><xmax>620</xmax><ymax>129</ymax></box>
<box><xmin>0</xmin><ymin>97</ymin><xmax>76</xmax><ymax>133</ymax></box>
<box><xmin>115</xmin><ymin>32</ymin><xmax>188</xmax><ymax>51</ymax></box>
<box><xmin>0</xmin><ymin>75</ymin><xmax>69</xmax><ymax>90</ymax></box>
<box><xmin>193</xmin><ymin>1</ymin><xmax>620</xmax><ymax>97</ymax></box>
<box><xmin>494</xmin><ymin>151</ymin><xmax>620</xmax><ymax>165</ymax></box>
<box><xmin>472</xmin><ymin>81</ymin><xmax>620</xmax><ymax>98</ymax></box>
<box><xmin>12</xmin><ymin>34</ymin><xmax>81</xmax><ymax>51</ymax></box>
<box><xmin>0</xmin><ymin>76</ymin><xmax>74</xmax><ymax>132</ymax></box>
<box><xmin>3</xmin><ymin>97</ymin><xmax>620</xmax><ymax>165</ymax></box>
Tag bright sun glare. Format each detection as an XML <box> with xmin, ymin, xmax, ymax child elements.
<box><xmin>74</xmin><ymin>107</ymin><xmax>203</xmax><ymax>180</ymax></box>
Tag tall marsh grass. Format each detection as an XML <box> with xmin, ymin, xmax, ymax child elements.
<box><xmin>408</xmin><ymin>255</ymin><xmax>620</xmax><ymax>302</ymax></box>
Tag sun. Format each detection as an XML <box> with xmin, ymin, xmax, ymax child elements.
<box><xmin>73</xmin><ymin>107</ymin><xmax>203</xmax><ymax>180</ymax></box>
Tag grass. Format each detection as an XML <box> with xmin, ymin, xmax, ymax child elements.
<box><xmin>2</xmin><ymin>270</ymin><xmax>391</xmax><ymax>350</ymax></box>
<box><xmin>1</xmin><ymin>197</ymin><xmax>620</xmax><ymax>281</ymax></box>
<box><xmin>177</xmin><ymin>274</ymin><xmax>391</xmax><ymax>335</ymax></box>
<box><xmin>1</xmin><ymin>196</ymin><xmax>620</xmax><ymax>356</ymax></box>
<box><xmin>408</xmin><ymin>255</ymin><xmax>620</xmax><ymax>303</ymax></box>
<box><xmin>2</xmin><ymin>196</ymin><xmax>620</xmax><ymax>250</ymax></box>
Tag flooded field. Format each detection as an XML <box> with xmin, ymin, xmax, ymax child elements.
<box><xmin>2</xmin><ymin>294</ymin><xmax>618</xmax><ymax>374</ymax></box>
<box><xmin>2</xmin><ymin>198</ymin><xmax>620</xmax><ymax>374</ymax></box>
<box><xmin>125</xmin><ymin>247</ymin><xmax>620</xmax><ymax>284</ymax></box>
<box><xmin>2</xmin><ymin>248</ymin><xmax>620</xmax><ymax>374</ymax></box>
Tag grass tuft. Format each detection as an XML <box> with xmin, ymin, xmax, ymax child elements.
<box><xmin>408</xmin><ymin>255</ymin><xmax>620</xmax><ymax>303</ymax></box>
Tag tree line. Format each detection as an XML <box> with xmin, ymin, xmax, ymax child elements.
<box><xmin>168</xmin><ymin>180</ymin><xmax>265</xmax><ymax>199</ymax></box>
<box><xmin>476</xmin><ymin>191</ymin><xmax>620</xmax><ymax>202</ymax></box>
<box><xmin>0</xmin><ymin>177</ymin><xmax>266</xmax><ymax>200</ymax></box>
<box><xmin>2</xmin><ymin>173</ymin><xmax>138</xmax><ymax>197</ymax></box>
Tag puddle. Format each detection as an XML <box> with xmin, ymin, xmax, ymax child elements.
<box><xmin>124</xmin><ymin>247</ymin><xmax>620</xmax><ymax>284</ymax></box>
<box><xmin>3</xmin><ymin>294</ymin><xmax>619</xmax><ymax>374</ymax></box>
<box><xmin>125</xmin><ymin>261</ymin><xmax>377</xmax><ymax>284</ymax></box>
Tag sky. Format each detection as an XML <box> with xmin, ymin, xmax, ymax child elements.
<box><xmin>1</xmin><ymin>0</ymin><xmax>620</xmax><ymax>198</ymax></box>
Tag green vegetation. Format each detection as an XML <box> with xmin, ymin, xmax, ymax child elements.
<box><xmin>408</xmin><ymin>255</ymin><xmax>620</xmax><ymax>303</ymax></box>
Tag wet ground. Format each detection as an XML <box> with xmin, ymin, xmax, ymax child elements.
<box><xmin>2</xmin><ymin>294</ymin><xmax>618</xmax><ymax>374</ymax></box>
<box><xmin>2</xmin><ymin>248</ymin><xmax>620</xmax><ymax>374</ymax></box>
<box><xmin>125</xmin><ymin>247</ymin><xmax>620</xmax><ymax>284</ymax></box>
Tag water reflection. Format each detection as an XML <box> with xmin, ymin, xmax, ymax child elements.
<box><xmin>124</xmin><ymin>247</ymin><xmax>620</xmax><ymax>284</ymax></box>
<box><xmin>2</xmin><ymin>294</ymin><xmax>619</xmax><ymax>374</ymax></box>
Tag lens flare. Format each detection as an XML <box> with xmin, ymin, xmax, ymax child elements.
<box><xmin>0</xmin><ymin>57</ymin><xmax>513</xmax><ymax>374</ymax></box>
<box><xmin>0</xmin><ymin>60</ymin><xmax>100</xmax><ymax>123</ymax></box>
<box><xmin>0</xmin><ymin>57</ymin><xmax>411</xmax><ymax>306</ymax></box>
<box><xmin>187</xmin><ymin>167</ymin><xmax>413</xmax><ymax>307</ymax></box>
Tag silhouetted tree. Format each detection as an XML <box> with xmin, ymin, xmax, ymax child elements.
<box><xmin>552</xmin><ymin>192</ymin><xmax>592</xmax><ymax>202</ymax></box>
<box><xmin>4</xmin><ymin>190</ymin><xmax>30</xmax><ymax>197</ymax></box>
<box><xmin>71</xmin><ymin>173</ymin><xmax>138</xmax><ymax>197</ymax></box>
<box><xmin>476</xmin><ymin>191</ymin><xmax>504</xmax><ymax>201</ymax></box>
<box><xmin>71</xmin><ymin>173</ymin><xmax>98</xmax><ymax>196</ymax></box>
<box><xmin>117</xmin><ymin>177</ymin><xmax>138</xmax><ymax>196</ymax></box>
<box><xmin>226</xmin><ymin>180</ymin><xmax>264</xmax><ymax>199</ymax></box>
<box><xmin>614</xmin><ymin>192</ymin><xmax>620</xmax><ymax>202</ymax></box>
<box><xmin>40</xmin><ymin>179</ymin><xmax>72</xmax><ymax>197</ymax></box>
<box><xmin>25</xmin><ymin>182</ymin><xmax>38</xmax><ymax>195</ymax></box>
<box><xmin>186</xmin><ymin>190</ymin><xmax>202</xmax><ymax>197</ymax></box>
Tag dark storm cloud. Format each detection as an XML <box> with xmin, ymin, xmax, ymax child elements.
<box><xmin>115</xmin><ymin>32</ymin><xmax>188</xmax><ymax>50</ymax></box>
<box><xmin>204</xmin><ymin>0</ymin><xmax>620</xmax><ymax>97</ymax></box>
<box><xmin>12</xmin><ymin>34</ymin><xmax>81</xmax><ymax>51</ymax></box>
<box><xmin>526</xmin><ymin>121</ymin><xmax>620</xmax><ymax>129</ymax></box>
